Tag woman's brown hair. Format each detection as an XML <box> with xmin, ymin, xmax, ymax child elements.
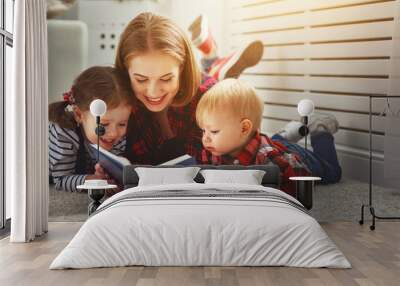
<box><xmin>49</xmin><ymin>66</ymin><xmax>133</xmax><ymax>129</ymax></box>
<box><xmin>115</xmin><ymin>12</ymin><xmax>201</xmax><ymax>107</ymax></box>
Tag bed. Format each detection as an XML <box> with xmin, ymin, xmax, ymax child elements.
<box><xmin>50</xmin><ymin>165</ymin><xmax>350</xmax><ymax>269</ymax></box>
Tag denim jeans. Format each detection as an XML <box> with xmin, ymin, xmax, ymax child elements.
<box><xmin>201</xmin><ymin>57</ymin><xmax>218</xmax><ymax>73</ymax></box>
<box><xmin>271</xmin><ymin>132</ymin><xmax>342</xmax><ymax>184</ymax></box>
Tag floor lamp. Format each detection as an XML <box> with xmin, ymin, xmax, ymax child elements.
<box><xmin>290</xmin><ymin>99</ymin><xmax>321</xmax><ymax>210</ymax></box>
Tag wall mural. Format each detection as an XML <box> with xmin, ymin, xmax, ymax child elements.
<box><xmin>48</xmin><ymin>2</ymin><xmax>343</xmax><ymax>200</ymax></box>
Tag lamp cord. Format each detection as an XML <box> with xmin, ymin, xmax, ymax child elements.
<box><xmin>97</xmin><ymin>129</ymin><xmax>100</xmax><ymax>163</ymax></box>
<box><xmin>96</xmin><ymin>116</ymin><xmax>100</xmax><ymax>163</ymax></box>
<box><xmin>305</xmin><ymin>130</ymin><xmax>307</xmax><ymax>151</ymax></box>
<box><xmin>302</xmin><ymin>116</ymin><xmax>309</xmax><ymax>173</ymax></box>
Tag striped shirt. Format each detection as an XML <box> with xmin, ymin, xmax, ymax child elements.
<box><xmin>49</xmin><ymin>122</ymin><xmax>126</xmax><ymax>192</ymax></box>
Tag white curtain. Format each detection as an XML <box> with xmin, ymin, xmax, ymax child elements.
<box><xmin>384</xmin><ymin>0</ymin><xmax>400</xmax><ymax>188</ymax></box>
<box><xmin>8</xmin><ymin>0</ymin><xmax>49</xmax><ymax>242</ymax></box>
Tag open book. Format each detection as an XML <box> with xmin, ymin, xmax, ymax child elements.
<box><xmin>88</xmin><ymin>144</ymin><xmax>197</xmax><ymax>185</ymax></box>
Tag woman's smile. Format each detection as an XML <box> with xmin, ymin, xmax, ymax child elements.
<box><xmin>144</xmin><ymin>94</ymin><xmax>168</xmax><ymax>105</ymax></box>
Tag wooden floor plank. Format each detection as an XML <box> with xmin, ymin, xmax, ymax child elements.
<box><xmin>0</xmin><ymin>222</ymin><xmax>399</xmax><ymax>286</ymax></box>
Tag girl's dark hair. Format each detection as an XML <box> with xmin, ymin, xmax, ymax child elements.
<box><xmin>49</xmin><ymin>66</ymin><xmax>133</xmax><ymax>129</ymax></box>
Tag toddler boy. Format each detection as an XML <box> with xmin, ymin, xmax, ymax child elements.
<box><xmin>196</xmin><ymin>79</ymin><xmax>341</xmax><ymax>197</ymax></box>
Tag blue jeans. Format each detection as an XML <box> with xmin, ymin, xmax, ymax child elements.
<box><xmin>201</xmin><ymin>57</ymin><xmax>218</xmax><ymax>73</ymax></box>
<box><xmin>271</xmin><ymin>132</ymin><xmax>342</xmax><ymax>184</ymax></box>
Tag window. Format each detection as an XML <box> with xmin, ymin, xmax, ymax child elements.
<box><xmin>1</xmin><ymin>0</ymin><xmax>14</xmax><ymax>232</ymax></box>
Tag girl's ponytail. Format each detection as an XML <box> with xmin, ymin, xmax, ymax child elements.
<box><xmin>48</xmin><ymin>100</ymin><xmax>76</xmax><ymax>129</ymax></box>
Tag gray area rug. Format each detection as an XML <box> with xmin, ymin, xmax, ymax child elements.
<box><xmin>309</xmin><ymin>178</ymin><xmax>400</xmax><ymax>222</ymax></box>
<box><xmin>49</xmin><ymin>178</ymin><xmax>400</xmax><ymax>223</ymax></box>
<box><xmin>49</xmin><ymin>185</ymin><xmax>88</xmax><ymax>222</ymax></box>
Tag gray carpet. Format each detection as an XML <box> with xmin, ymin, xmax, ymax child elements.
<box><xmin>49</xmin><ymin>186</ymin><xmax>88</xmax><ymax>222</ymax></box>
<box><xmin>49</xmin><ymin>178</ymin><xmax>400</xmax><ymax>223</ymax></box>
<box><xmin>309</xmin><ymin>178</ymin><xmax>400</xmax><ymax>222</ymax></box>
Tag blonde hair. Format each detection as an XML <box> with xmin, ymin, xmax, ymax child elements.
<box><xmin>196</xmin><ymin>79</ymin><xmax>264</xmax><ymax>131</ymax></box>
<box><xmin>115</xmin><ymin>12</ymin><xmax>201</xmax><ymax>107</ymax></box>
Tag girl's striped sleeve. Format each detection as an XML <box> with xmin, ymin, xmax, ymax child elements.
<box><xmin>49</xmin><ymin>123</ymin><xmax>86</xmax><ymax>192</ymax></box>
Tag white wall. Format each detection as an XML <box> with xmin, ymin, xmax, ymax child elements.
<box><xmin>73</xmin><ymin>0</ymin><xmax>227</xmax><ymax>67</ymax></box>
<box><xmin>225</xmin><ymin>0</ymin><xmax>399</xmax><ymax>185</ymax></box>
<box><xmin>168</xmin><ymin>0</ymin><xmax>228</xmax><ymax>57</ymax></box>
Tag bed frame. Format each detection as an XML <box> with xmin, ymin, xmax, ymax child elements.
<box><xmin>123</xmin><ymin>164</ymin><xmax>281</xmax><ymax>189</ymax></box>
<box><xmin>122</xmin><ymin>164</ymin><xmax>313</xmax><ymax>210</ymax></box>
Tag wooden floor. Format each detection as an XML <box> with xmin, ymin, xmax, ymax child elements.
<box><xmin>0</xmin><ymin>221</ymin><xmax>399</xmax><ymax>286</ymax></box>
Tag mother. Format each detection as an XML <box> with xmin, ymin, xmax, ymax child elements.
<box><xmin>115</xmin><ymin>12</ymin><xmax>216</xmax><ymax>164</ymax></box>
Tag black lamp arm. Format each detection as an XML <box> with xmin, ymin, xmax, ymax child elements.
<box><xmin>94</xmin><ymin>116</ymin><xmax>106</xmax><ymax>163</ymax></box>
<box><xmin>299</xmin><ymin>116</ymin><xmax>309</xmax><ymax>137</ymax></box>
<box><xmin>299</xmin><ymin>116</ymin><xmax>309</xmax><ymax>154</ymax></box>
<box><xmin>301</xmin><ymin>115</ymin><xmax>308</xmax><ymax>126</ymax></box>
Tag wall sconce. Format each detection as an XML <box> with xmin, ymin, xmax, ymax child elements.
<box><xmin>90</xmin><ymin>99</ymin><xmax>107</xmax><ymax>163</ymax></box>
<box><xmin>297</xmin><ymin>99</ymin><xmax>315</xmax><ymax>151</ymax></box>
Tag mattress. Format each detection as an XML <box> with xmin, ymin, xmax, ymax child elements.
<box><xmin>50</xmin><ymin>183</ymin><xmax>351</xmax><ymax>269</ymax></box>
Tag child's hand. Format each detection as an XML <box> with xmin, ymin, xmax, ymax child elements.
<box><xmin>94</xmin><ymin>163</ymin><xmax>109</xmax><ymax>179</ymax></box>
<box><xmin>94</xmin><ymin>163</ymin><xmax>116</xmax><ymax>185</ymax></box>
<box><xmin>85</xmin><ymin>163</ymin><xmax>109</xmax><ymax>180</ymax></box>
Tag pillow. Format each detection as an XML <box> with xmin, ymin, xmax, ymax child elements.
<box><xmin>123</xmin><ymin>164</ymin><xmax>280</xmax><ymax>188</ymax></box>
<box><xmin>200</xmin><ymin>169</ymin><xmax>266</xmax><ymax>185</ymax></box>
<box><xmin>135</xmin><ymin>167</ymin><xmax>201</xmax><ymax>186</ymax></box>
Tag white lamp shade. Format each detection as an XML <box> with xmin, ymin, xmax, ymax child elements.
<box><xmin>297</xmin><ymin>99</ymin><xmax>315</xmax><ymax>116</ymax></box>
<box><xmin>90</xmin><ymin>99</ymin><xmax>107</xmax><ymax>117</ymax></box>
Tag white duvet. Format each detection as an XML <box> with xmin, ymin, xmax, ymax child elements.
<box><xmin>50</xmin><ymin>183</ymin><xmax>351</xmax><ymax>269</ymax></box>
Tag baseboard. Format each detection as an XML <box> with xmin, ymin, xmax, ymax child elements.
<box><xmin>337</xmin><ymin>149</ymin><xmax>385</xmax><ymax>185</ymax></box>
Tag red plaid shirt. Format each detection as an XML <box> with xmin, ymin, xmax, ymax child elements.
<box><xmin>126</xmin><ymin>75</ymin><xmax>216</xmax><ymax>164</ymax></box>
<box><xmin>201</xmin><ymin>132</ymin><xmax>311</xmax><ymax>197</ymax></box>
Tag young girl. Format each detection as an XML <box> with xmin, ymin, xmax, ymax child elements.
<box><xmin>49</xmin><ymin>66</ymin><xmax>134</xmax><ymax>192</ymax></box>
